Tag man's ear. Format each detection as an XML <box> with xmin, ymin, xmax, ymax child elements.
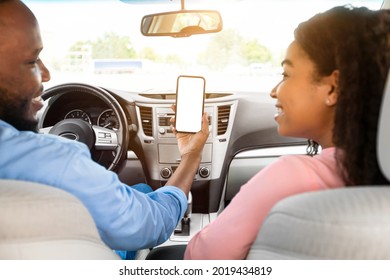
<box><xmin>322</xmin><ymin>70</ymin><xmax>339</xmax><ymax>106</ymax></box>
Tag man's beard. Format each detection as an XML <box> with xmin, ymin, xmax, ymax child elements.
<box><xmin>0</xmin><ymin>90</ymin><xmax>38</xmax><ymax>132</ymax></box>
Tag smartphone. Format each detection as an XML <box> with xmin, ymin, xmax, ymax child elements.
<box><xmin>175</xmin><ymin>75</ymin><xmax>206</xmax><ymax>133</ymax></box>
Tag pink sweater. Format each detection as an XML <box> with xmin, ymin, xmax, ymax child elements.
<box><xmin>184</xmin><ymin>147</ymin><xmax>345</xmax><ymax>259</ymax></box>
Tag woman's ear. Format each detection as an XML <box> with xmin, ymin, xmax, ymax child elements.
<box><xmin>323</xmin><ymin>70</ymin><xmax>339</xmax><ymax>106</ymax></box>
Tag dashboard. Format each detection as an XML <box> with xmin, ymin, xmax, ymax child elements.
<box><xmin>41</xmin><ymin>92</ymin><xmax>120</xmax><ymax>130</ymax></box>
<box><xmin>64</xmin><ymin>108</ymin><xmax>119</xmax><ymax>130</ymax></box>
<box><xmin>134</xmin><ymin>93</ymin><xmax>238</xmax><ymax>213</ymax></box>
<box><xmin>38</xmin><ymin>83</ymin><xmax>305</xmax><ymax>214</ymax></box>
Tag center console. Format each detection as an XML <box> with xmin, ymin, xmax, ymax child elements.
<box><xmin>134</xmin><ymin>92</ymin><xmax>238</xmax><ymax>215</ymax></box>
<box><xmin>155</xmin><ymin>106</ymin><xmax>213</xmax><ymax>180</ymax></box>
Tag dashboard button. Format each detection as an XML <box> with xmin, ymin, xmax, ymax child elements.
<box><xmin>199</xmin><ymin>167</ymin><xmax>210</xmax><ymax>178</ymax></box>
<box><xmin>160</xmin><ymin>167</ymin><xmax>172</xmax><ymax>179</ymax></box>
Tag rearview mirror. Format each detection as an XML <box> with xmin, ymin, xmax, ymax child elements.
<box><xmin>141</xmin><ymin>10</ymin><xmax>223</xmax><ymax>37</ymax></box>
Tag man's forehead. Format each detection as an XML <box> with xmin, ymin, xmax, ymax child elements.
<box><xmin>0</xmin><ymin>0</ymin><xmax>41</xmax><ymax>51</ymax></box>
<box><xmin>0</xmin><ymin>0</ymin><xmax>37</xmax><ymax>26</ymax></box>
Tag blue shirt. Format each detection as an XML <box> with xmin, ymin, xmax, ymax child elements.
<box><xmin>0</xmin><ymin>120</ymin><xmax>187</xmax><ymax>250</ymax></box>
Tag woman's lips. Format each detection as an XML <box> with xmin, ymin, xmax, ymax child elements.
<box><xmin>274</xmin><ymin>104</ymin><xmax>283</xmax><ymax>120</ymax></box>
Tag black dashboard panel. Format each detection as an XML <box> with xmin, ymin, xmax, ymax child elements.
<box><xmin>42</xmin><ymin>91</ymin><xmax>113</xmax><ymax>127</ymax></box>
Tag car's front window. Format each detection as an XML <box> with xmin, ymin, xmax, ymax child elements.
<box><xmin>25</xmin><ymin>0</ymin><xmax>383</xmax><ymax>93</ymax></box>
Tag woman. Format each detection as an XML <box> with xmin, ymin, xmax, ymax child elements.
<box><xmin>184</xmin><ymin>6</ymin><xmax>390</xmax><ymax>260</ymax></box>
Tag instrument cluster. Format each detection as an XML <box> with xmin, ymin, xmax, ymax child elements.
<box><xmin>64</xmin><ymin>108</ymin><xmax>119</xmax><ymax>130</ymax></box>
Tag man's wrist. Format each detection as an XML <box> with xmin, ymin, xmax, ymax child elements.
<box><xmin>180</xmin><ymin>152</ymin><xmax>201</xmax><ymax>163</ymax></box>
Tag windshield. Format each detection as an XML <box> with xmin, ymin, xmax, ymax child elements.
<box><xmin>25</xmin><ymin>0</ymin><xmax>383</xmax><ymax>93</ymax></box>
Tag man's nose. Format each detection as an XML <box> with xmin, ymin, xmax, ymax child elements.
<box><xmin>39</xmin><ymin>60</ymin><xmax>51</xmax><ymax>82</ymax></box>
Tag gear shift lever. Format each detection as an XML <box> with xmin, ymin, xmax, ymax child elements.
<box><xmin>174</xmin><ymin>191</ymin><xmax>192</xmax><ymax>235</ymax></box>
<box><xmin>183</xmin><ymin>191</ymin><xmax>192</xmax><ymax>222</ymax></box>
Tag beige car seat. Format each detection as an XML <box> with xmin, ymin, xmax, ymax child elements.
<box><xmin>0</xmin><ymin>180</ymin><xmax>119</xmax><ymax>259</ymax></box>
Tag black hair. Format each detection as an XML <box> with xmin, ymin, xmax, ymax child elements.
<box><xmin>295</xmin><ymin>6</ymin><xmax>390</xmax><ymax>185</ymax></box>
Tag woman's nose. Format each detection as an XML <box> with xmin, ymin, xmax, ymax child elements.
<box><xmin>270</xmin><ymin>84</ymin><xmax>278</xmax><ymax>99</ymax></box>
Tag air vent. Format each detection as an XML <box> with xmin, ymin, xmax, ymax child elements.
<box><xmin>139</xmin><ymin>106</ymin><xmax>153</xmax><ymax>136</ymax></box>
<box><xmin>217</xmin><ymin>105</ymin><xmax>231</xmax><ymax>135</ymax></box>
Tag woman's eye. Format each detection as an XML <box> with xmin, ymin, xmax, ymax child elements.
<box><xmin>281</xmin><ymin>72</ymin><xmax>289</xmax><ymax>79</ymax></box>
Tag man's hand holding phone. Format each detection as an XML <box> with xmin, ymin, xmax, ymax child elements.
<box><xmin>164</xmin><ymin>75</ymin><xmax>209</xmax><ymax>197</ymax></box>
<box><xmin>171</xmin><ymin>104</ymin><xmax>209</xmax><ymax>159</ymax></box>
<box><xmin>166</xmin><ymin>104</ymin><xmax>209</xmax><ymax>197</ymax></box>
<box><xmin>172</xmin><ymin>75</ymin><xmax>209</xmax><ymax>158</ymax></box>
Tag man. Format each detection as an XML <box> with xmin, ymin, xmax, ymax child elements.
<box><xmin>0</xmin><ymin>0</ymin><xmax>209</xmax><ymax>253</ymax></box>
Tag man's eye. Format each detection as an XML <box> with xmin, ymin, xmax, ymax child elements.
<box><xmin>29</xmin><ymin>58</ymin><xmax>40</xmax><ymax>64</ymax></box>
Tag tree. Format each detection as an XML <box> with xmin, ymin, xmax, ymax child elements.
<box><xmin>198</xmin><ymin>29</ymin><xmax>244</xmax><ymax>70</ymax></box>
<box><xmin>197</xmin><ymin>29</ymin><xmax>272</xmax><ymax>71</ymax></box>
<box><xmin>164</xmin><ymin>54</ymin><xmax>185</xmax><ymax>66</ymax></box>
<box><xmin>69</xmin><ymin>32</ymin><xmax>136</xmax><ymax>60</ymax></box>
<box><xmin>138</xmin><ymin>47</ymin><xmax>161</xmax><ymax>61</ymax></box>
<box><xmin>91</xmin><ymin>32</ymin><xmax>136</xmax><ymax>59</ymax></box>
<box><xmin>241</xmin><ymin>39</ymin><xmax>272</xmax><ymax>65</ymax></box>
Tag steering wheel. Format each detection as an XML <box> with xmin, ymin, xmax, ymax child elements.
<box><xmin>38</xmin><ymin>83</ymin><xmax>129</xmax><ymax>171</ymax></box>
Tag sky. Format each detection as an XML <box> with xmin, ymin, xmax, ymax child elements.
<box><xmin>23</xmin><ymin>0</ymin><xmax>383</xmax><ymax>92</ymax></box>
<box><xmin>25</xmin><ymin>0</ymin><xmax>383</xmax><ymax>61</ymax></box>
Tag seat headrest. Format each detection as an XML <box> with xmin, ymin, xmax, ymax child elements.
<box><xmin>0</xmin><ymin>179</ymin><xmax>119</xmax><ymax>259</ymax></box>
<box><xmin>378</xmin><ymin>69</ymin><xmax>390</xmax><ymax>181</ymax></box>
<box><xmin>246</xmin><ymin>187</ymin><xmax>390</xmax><ymax>260</ymax></box>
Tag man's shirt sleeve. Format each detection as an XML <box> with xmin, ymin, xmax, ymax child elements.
<box><xmin>59</xmin><ymin>146</ymin><xmax>188</xmax><ymax>250</ymax></box>
<box><xmin>0</xmin><ymin>123</ymin><xmax>187</xmax><ymax>251</ymax></box>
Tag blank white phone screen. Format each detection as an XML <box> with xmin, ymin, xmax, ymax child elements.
<box><xmin>175</xmin><ymin>76</ymin><xmax>205</xmax><ymax>133</ymax></box>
